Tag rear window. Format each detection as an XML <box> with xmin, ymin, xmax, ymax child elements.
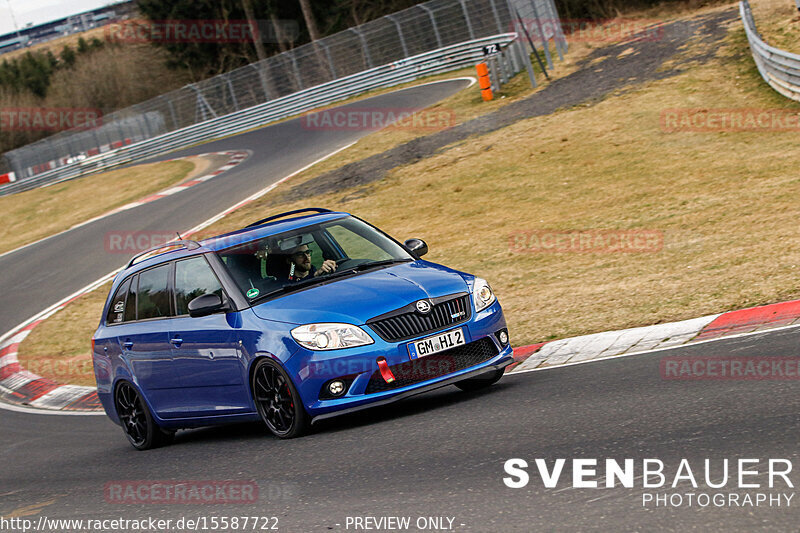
<box><xmin>136</xmin><ymin>264</ymin><xmax>172</xmax><ymax>320</ymax></box>
<box><xmin>105</xmin><ymin>278</ymin><xmax>131</xmax><ymax>325</ymax></box>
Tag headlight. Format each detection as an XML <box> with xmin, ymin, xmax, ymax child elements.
<box><xmin>472</xmin><ymin>277</ymin><xmax>497</xmax><ymax>312</ymax></box>
<box><xmin>291</xmin><ymin>323</ymin><xmax>374</xmax><ymax>351</ymax></box>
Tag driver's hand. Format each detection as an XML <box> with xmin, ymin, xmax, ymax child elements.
<box><xmin>314</xmin><ymin>259</ymin><xmax>338</xmax><ymax>276</ymax></box>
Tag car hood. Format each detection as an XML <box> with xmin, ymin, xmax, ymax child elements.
<box><xmin>251</xmin><ymin>260</ymin><xmax>470</xmax><ymax>325</ymax></box>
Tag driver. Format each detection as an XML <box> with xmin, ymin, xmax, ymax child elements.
<box><xmin>287</xmin><ymin>244</ymin><xmax>337</xmax><ymax>281</ymax></box>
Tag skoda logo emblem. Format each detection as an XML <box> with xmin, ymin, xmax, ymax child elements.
<box><xmin>416</xmin><ymin>300</ymin><xmax>432</xmax><ymax>314</ymax></box>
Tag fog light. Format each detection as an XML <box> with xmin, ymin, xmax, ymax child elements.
<box><xmin>499</xmin><ymin>330</ymin><xmax>509</xmax><ymax>345</ymax></box>
<box><xmin>328</xmin><ymin>380</ymin><xmax>345</xmax><ymax>396</ymax></box>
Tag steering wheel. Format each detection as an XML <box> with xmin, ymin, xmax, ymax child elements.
<box><xmin>334</xmin><ymin>258</ymin><xmax>369</xmax><ymax>270</ymax></box>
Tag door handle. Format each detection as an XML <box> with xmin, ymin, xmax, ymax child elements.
<box><xmin>123</xmin><ymin>340</ymin><xmax>133</xmax><ymax>350</ymax></box>
<box><xmin>170</xmin><ymin>336</ymin><xmax>183</xmax><ymax>347</ymax></box>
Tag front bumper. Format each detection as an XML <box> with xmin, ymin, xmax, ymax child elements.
<box><xmin>310</xmin><ymin>351</ymin><xmax>513</xmax><ymax>424</ymax></box>
<box><xmin>286</xmin><ymin>299</ymin><xmax>511</xmax><ymax>419</ymax></box>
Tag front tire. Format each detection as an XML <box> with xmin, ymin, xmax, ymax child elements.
<box><xmin>115</xmin><ymin>381</ymin><xmax>173</xmax><ymax>450</ymax></box>
<box><xmin>455</xmin><ymin>368</ymin><xmax>504</xmax><ymax>392</ymax></box>
<box><xmin>252</xmin><ymin>359</ymin><xmax>309</xmax><ymax>438</ymax></box>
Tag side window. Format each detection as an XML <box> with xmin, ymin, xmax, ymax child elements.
<box><xmin>175</xmin><ymin>256</ymin><xmax>224</xmax><ymax>315</ymax></box>
<box><xmin>106</xmin><ymin>278</ymin><xmax>131</xmax><ymax>325</ymax></box>
<box><xmin>136</xmin><ymin>264</ymin><xmax>172</xmax><ymax>320</ymax></box>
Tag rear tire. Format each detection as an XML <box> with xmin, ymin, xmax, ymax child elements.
<box><xmin>115</xmin><ymin>381</ymin><xmax>173</xmax><ymax>450</ymax></box>
<box><xmin>455</xmin><ymin>368</ymin><xmax>504</xmax><ymax>392</ymax></box>
<box><xmin>252</xmin><ymin>359</ymin><xmax>309</xmax><ymax>438</ymax></box>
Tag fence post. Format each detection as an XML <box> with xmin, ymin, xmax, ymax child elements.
<box><xmin>527</xmin><ymin>0</ymin><xmax>553</xmax><ymax>69</ymax></box>
<box><xmin>516</xmin><ymin>39</ymin><xmax>537</xmax><ymax>87</ymax></box>
<box><xmin>459</xmin><ymin>0</ymin><xmax>476</xmax><ymax>40</ymax></box>
<box><xmin>224</xmin><ymin>74</ymin><xmax>239</xmax><ymax>112</ymax></box>
<box><xmin>488</xmin><ymin>55</ymin><xmax>502</xmax><ymax>91</ymax></box>
<box><xmin>316</xmin><ymin>39</ymin><xmax>338</xmax><ymax>79</ymax></box>
<box><xmin>351</xmin><ymin>27</ymin><xmax>374</xmax><ymax>69</ymax></box>
<box><xmin>488</xmin><ymin>0</ymin><xmax>505</xmax><ymax>34</ymax></box>
<box><xmin>250</xmin><ymin>63</ymin><xmax>274</xmax><ymax>102</ymax></box>
<box><xmin>386</xmin><ymin>14</ymin><xmax>410</xmax><ymax>58</ymax></box>
<box><xmin>418</xmin><ymin>5</ymin><xmax>443</xmax><ymax>48</ymax></box>
<box><xmin>545</xmin><ymin>0</ymin><xmax>567</xmax><ymax>57</ymax></box>
<box><xmin>189</xmin><ymin>85</ymin><xmax>217</xmax><ymax>122</ymax></box>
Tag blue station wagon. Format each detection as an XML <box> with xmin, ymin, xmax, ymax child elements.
<box><xmin>92</xmin><ymin>209</ymin><xmax>513</xmax><ymax>449</ymax></box>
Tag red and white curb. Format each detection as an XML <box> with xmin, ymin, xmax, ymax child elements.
<box><xmin>0</xmin><ymin>289</ymin><xmax>107</xmax><ymax>412</ymax></box>
<box><xmin>86</xmin><ymin>150</ymin><xmax>250</xmax><ymax>220</ymax></box>
<box><xmin>507</xmin><ymin>300</ymin><xmax>800</xmax><ymax>373</ymax></box>
<box><xmin>0</xmin><ymin>143</ymin><xmax>354</xmax><ymax>414</ymax></box>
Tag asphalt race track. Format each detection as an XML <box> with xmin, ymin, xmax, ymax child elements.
<box><xmin>1</xmin><ymin>327</ymin><xmax>798</xmax><ymax>530</ymax></box>
<box><xmin>1</xmin><ymin>78</ymin><xmax>799</xmax><ymax>531</ymax></box>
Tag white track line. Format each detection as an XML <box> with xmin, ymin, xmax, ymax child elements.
<box><xmin>0</xmin><ymin>401</ymin><xmax>106</xmax><ymax>415</ymax></box>
<box><xmin>506</xmin><ymin>322</ymin><xmax>800</xmax><ymax>377</ymax></box>
<box><xmin>0</xmin><ymin>151</ymin><xmax>249</xmax><ymax>261</ymax></box>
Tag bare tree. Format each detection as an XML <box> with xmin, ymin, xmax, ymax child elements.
<box><xmin>241</xmin><ymin>0</ymin><xmax>267</xmax><ymax>62</ymax></box>
<box><xmin>298</xmin><ymin>0</ymin><xmax>322</xmax><ymax>41</ymax></box>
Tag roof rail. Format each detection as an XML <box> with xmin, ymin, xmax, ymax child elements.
<box><xmin>125</xmin><ymin>240</ymin><xmax>202</xmax><ymax>268</ymax></box>
<box><xmin>245</xmin><ymin>208</ymin><xmax>333</xmax><ymax>229</ymax></box>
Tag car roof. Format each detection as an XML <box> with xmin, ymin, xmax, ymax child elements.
<box><xmin>117</xmin><ymin>210</ymin><xmax>351</xmax><ymax>276</ymax></box>
<box><xmin>201</xmin><ymin>211</ymin><xmax>349</xmax><ymax>252</ymax></box>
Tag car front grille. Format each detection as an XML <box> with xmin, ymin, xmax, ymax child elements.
<box><xmin>364</xmin><ymin>337</ymin><xmax>498</xmax><ymax>394</ymax></box>
<box><xmin>367</xmin><ymin>294</ymin><xmax>471</xmax><ymax>342</ymax></box>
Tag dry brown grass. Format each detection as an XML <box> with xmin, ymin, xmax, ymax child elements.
<box><xmin>747</xmin><ymin>0</ymin><xmax>800</xmax><ymax>51</ymax></box>
<box><xmin>195</xmin><ymin>4</ymin><xmax>800</xmax><ymax>347</ymax></box>
<box><xmin>0</xmin><ymin>157</ymin><xmax>207</xmax><ymax>255</ymax></box>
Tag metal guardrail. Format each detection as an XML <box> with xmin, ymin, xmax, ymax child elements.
<box><xmin>740</xmin><ymin>0</ymin><xmax>800</xmax><ymax>102</ymax></box>
<box><xmin>0</xmin><ymin>33</ymin><xmax>521</xmax><ymax>196</ymax></box>
<box><xmin>1</xmin><ymin>0</ymin><xmax>566</xmax><ymax>190</ymax></box>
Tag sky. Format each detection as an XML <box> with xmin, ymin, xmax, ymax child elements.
<box><xmin>0</xmin><ymin>0</ymin><xmax>118</xmax><ymax>37</ymax></box>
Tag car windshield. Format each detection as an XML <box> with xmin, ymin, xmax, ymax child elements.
<box><xmin>216</xmin><ymin>216</ymin><xmax>414</xmax><ymax>302</ymax></box>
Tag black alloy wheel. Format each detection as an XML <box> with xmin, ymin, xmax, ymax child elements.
<box><xmin>115</xmin><ymin>381</ymin><xmax>173</xmax><ymax>450</ymax></box>
<box><xmin>252</xmin><ymin>359</ymin><xmax>308</xmax><ymax>438</ymax></box>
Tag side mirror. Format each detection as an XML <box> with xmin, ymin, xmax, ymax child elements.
<box><xmin>188</xmin><ymin>293</ymin><xmax>228</xmax><ymax>318</ymax></box>
<box><xmin>404</xmin><ymin>238</ymin><xmax>428</xmax><ymax>258</ymax></box>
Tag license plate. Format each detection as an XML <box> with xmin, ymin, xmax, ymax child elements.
<box><xmin>407</xmin><ymin>328</ymin><xmax>465</xmax><ymax>359</ymax></box>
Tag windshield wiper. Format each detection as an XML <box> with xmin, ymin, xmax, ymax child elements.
<box><xmin>352</xmin><ymin>258</ymin><xmax>412</xmax><ymax>271</ymax></box>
